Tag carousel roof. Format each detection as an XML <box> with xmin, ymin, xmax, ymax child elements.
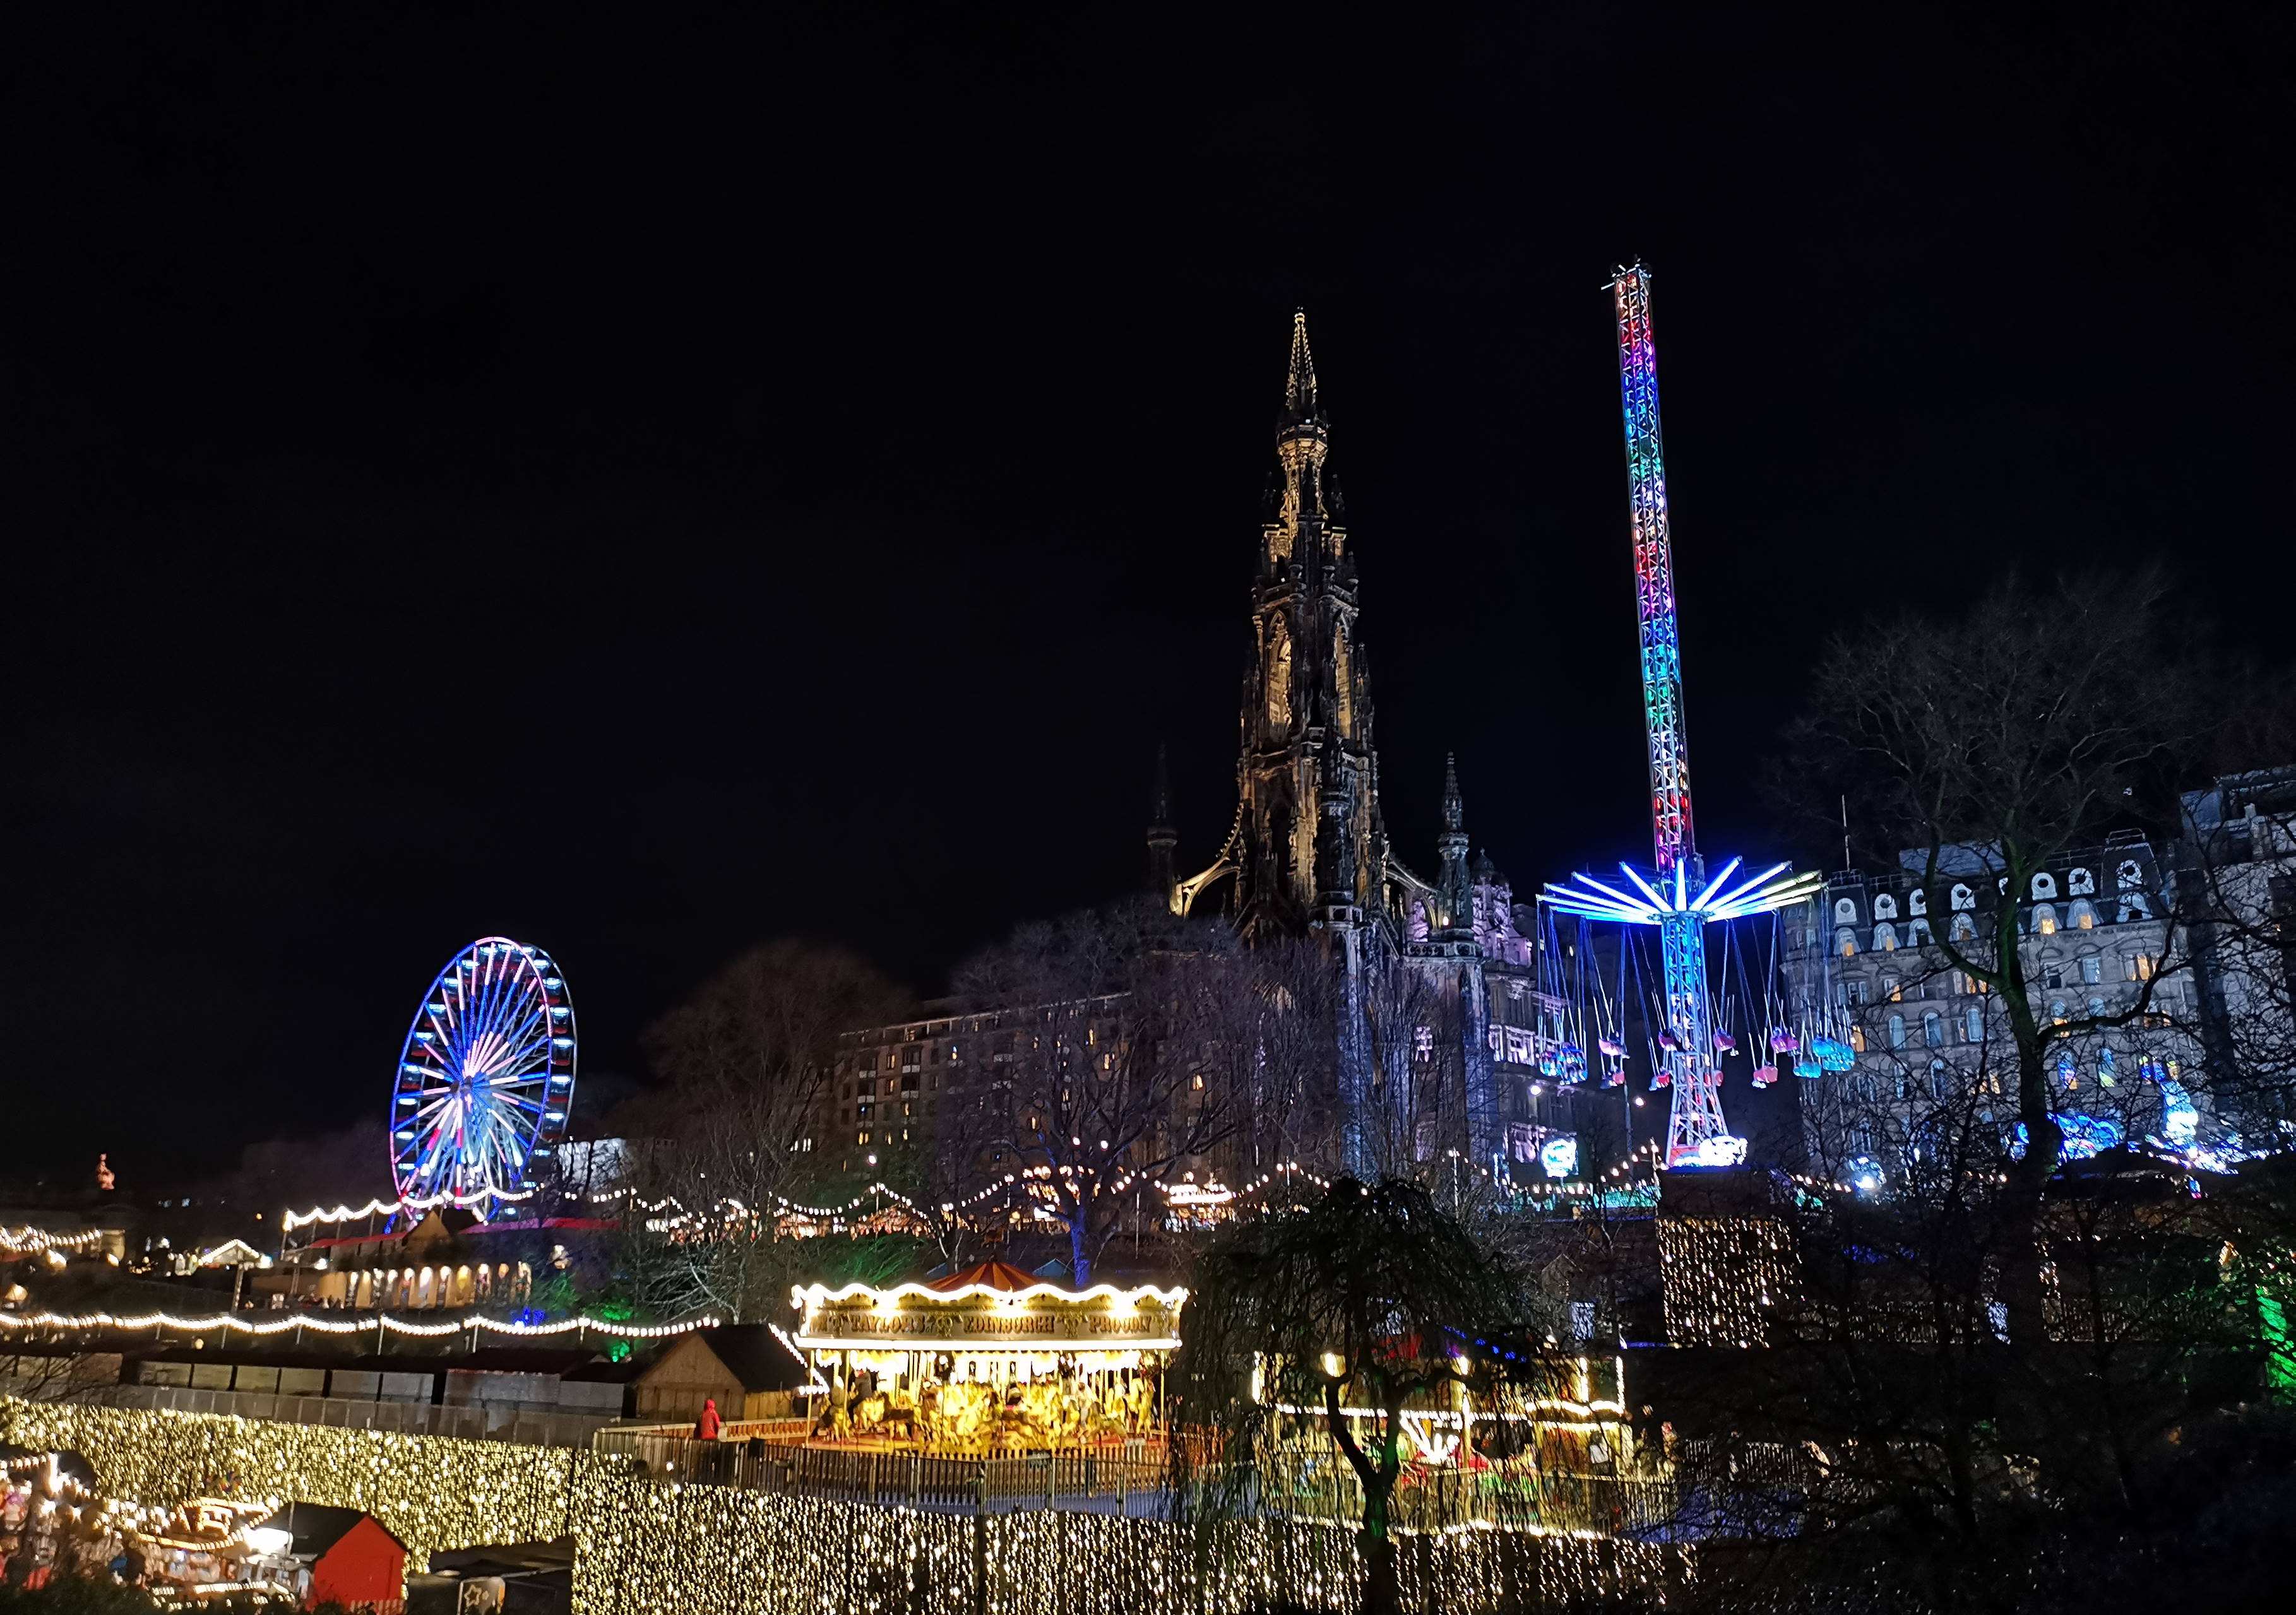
<box><xmin>925</xmin><ymin>1260</ymin><xmax>1040</xmax><ymax>1294</ymax></box>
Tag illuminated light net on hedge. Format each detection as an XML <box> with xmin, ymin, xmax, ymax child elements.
<box><xmin>390</xmin><ymin>937</ymin><xmax>574</xmax><ymax>1207</ymax></box>
<box><xmin>1543</xmin><ymin>264</ymin><xmax>1818</xmax><ymax>1168</ymax></box>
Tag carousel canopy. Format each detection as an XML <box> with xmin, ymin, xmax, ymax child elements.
<box><xmin>792</xmin><ymin>1269</ymin><xmax>1187</xmax><ymax>1354</ymax></box>
<box><xmin>925</xmin><ymin>1260</ymin><xmax>1039</xmax><ymax>1293</ymax></box>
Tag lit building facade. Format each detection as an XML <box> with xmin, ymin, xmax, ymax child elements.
<box><xmin>2179</xmin><ymin>766</ymin><xmax>2296</xmax><ymax>1142</ymax></box>
<box><xmin>1785</xmin><ymin>836</ymin><xmax>2205</xmax><ymax>1169</ymax></box>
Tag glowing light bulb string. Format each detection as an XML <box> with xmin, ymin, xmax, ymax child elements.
<box><xmin>0</xmin><ymin>1308</ymin><xmax>720</xmax><ymax>1340</ymax></box>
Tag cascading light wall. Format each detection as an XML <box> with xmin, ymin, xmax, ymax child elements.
<box><xmin>3</xmin><ymin>1399</ymin><xmax>1688</xmax><ymax>1614</ymax></box>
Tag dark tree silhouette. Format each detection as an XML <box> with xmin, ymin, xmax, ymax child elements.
<box><xmin>1175</xmin><ymin>1176</ymin><xmax>1564</xmax><ymax>1615</ymax></box>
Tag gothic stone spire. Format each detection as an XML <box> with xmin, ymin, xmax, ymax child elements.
<box><xmin>1146</xmin><ymin>743</ymin><xmax>1177</xmax><ymax>899</ymax></box>
<box><xmin>1280</xmin><ymin>308</ymin><xmax>1321</xmax><ymax>431</ymax></box>
<box><xmin>1233</xmin><ymin>311</ymin><xmax>1380</xmax><ymax>944</ymax></box>
<box><xmin>1436</xmin><ymin>753</ymin><xmax>1473</xmax><ymax>935</ymax></box>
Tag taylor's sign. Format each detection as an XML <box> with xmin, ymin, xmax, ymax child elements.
<box><xmin>802</xmin><ymin>1306</ymin><xmax>1170</xmax><ymax>1344</ymax></box>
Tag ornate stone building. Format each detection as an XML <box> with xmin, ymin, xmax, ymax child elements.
<box><xmin>814</xmin><ymin>316</ymin><xmax>1595</xmax><ymax>1192</ymax></box>
<box><xmin>1786</xmin><ymin>837</ymin><xmax>2205</xmax><ymax>1169</ymax></box>
<box><xmin>1157</xmin><ymin>314</ymin><xmax>1584</xmax><ymax>1176</ymax></box>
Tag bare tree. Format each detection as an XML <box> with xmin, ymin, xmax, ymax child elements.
<box><xmin>952</xmin><ymin>898</ymin><xmax>1324</xmax><ymax>1284</ymax></box>
<box><xmin>1353</xmin><ymin>942</ymin><xmax>1468</xmax><ymax>1185</ymax></box>
<box><xmin>2176</xmin><ymin>767</ymin><xmax>2296</xmax><ymax>1137</ymax></box>
<box><xmin>1660</xmin><ymin>1099</ymin><xmax>2296</xmax><ymax>1615</ymax></box>
<box><xmin>615</xmin><ymin>939</ymin><xmax>906</xmax><ymax>1320</ymax></box>
<box><xmin>1784</xmin><ymin>573</ymin><xmax>2211</xmax><ymax>1339</ymax></box>
<box><xmin>0</xmin><ymin>1348</ymin><xmax>126</xmax><ymax>1405</ymax></box>
<box><xmin>867</xmin><ymin>1087</ymin><xmax>1003</xmax><ymax>1270</ymax></box>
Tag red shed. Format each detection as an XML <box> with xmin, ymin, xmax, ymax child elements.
<box><xmin>258</xmin><ymin>1502</ymin><xmax>408</xmax><ymax>1611</ymax></box>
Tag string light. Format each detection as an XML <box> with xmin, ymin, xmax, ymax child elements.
<box><xmin>0</xmin><ymin>1225</ymin><xmax>107</xmax><ymax>1257</ymax></box>
<box><xmin>280</xmin><ymin>1186</ymin><xmax>536</xmax><ymax>1232</ymax></box>
<box><xmin>593</xmin><ymin>1162</ymin><xmax>1351</xmax><ymax>1245</ymax></box>
<box><xmin>1657</xmin><ymin>1214</ymin><xmax>1797</xmax><ymax>1348</ymax></box>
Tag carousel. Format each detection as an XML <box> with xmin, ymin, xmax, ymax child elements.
<box><xmin>790</xmin><ymin>1260</ymin><xmax>1185</xmax><ymax>1453</ymax></box>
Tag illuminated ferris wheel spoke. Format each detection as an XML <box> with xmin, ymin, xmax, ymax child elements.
<box><xmin>389</xmin><ymin>938</ymin><xmax>576</xmax><ymax>1214</ymax></box>
<box><xmin>478</xmin><ymin>998</ymin><xmax>546</xmax><ymax>1080</ymax></box>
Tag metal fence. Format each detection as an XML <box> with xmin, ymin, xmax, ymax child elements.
<box><xmin>93</xmin><ymin>1381</ymin><xmax>617</xmax><ymax>1448</ymax></box>
<box><xmin>593</xmin><ymin>1428</ymin><xmax>1181</xmax><ymax>1515</ymax></box>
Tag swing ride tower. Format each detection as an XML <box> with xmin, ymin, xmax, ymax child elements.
<box><xmin>1544</xmin><ymin>263</ymin><xmax>1820</xmax><ymax>1168</ymax></box>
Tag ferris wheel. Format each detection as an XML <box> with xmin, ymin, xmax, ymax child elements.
<box><xmin>390</xmin><ymin>937</ymin><xmax>576</xmax><ymax>1207</ymax></box>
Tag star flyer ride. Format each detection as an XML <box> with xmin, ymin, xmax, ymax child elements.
<box><xmin>1544</xmin><ymin>264</ymin><xmax>1820</xmax><ymax>1168</ymax></box>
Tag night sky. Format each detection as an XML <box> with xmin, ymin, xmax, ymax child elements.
<box><xmin>7</xmin><ymin>5</ymin><xmax>2292</xmax><ymax>1180</ymax></box>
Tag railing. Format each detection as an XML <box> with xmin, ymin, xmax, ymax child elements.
<box><xmin>1252</xmin><ymin>1457</ymin><xmax>1681</xmax><ymax>1537</ymax></box>
<box><xmin>592</xmin><ymin>1429</ymin><xmax>1180</xmax><ymax>1515</ymax></box>
<box><xmin>93</xmin><ymin>1382</ymin><xmax>617</xmax><ymax>1447</ymax></box>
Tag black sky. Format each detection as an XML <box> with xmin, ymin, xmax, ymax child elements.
<box><xmin>6</xmin><ymin>3</ymin><xmax>2292</xmax><ymax>1179</ymax></box>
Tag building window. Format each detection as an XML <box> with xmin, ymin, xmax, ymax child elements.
<box><xmin>1950</xmin><ymin>913</ymin><xmax>1977</xmax><ymax>942</ymax></box>
<box><xmin>2069</xmin><ymin>867</ymin><xmax>2095</xmax><ymax>895</ymax></box>
<box><xmin>1930</xmin><ymin>1060</ymin><xmax>1951</xmax><ymax>1099</ymax></box>
<box><xmin>1965</xmin><ymin>1004</ymin><xmax>1984</xmax><ymax>1043</ymax></box>
<box><xmin>2127</xmin><ymin>954</ymin><xmax>2156</xmax><ymax>982</ymax></box>
<box><xmin>1908</xmin><ymin>918</ymin><xmax>1933</xmax><ymax>945</ymax></box>
<box><xmin>1951</xmin><ymin>882</ymin><xmax>1975</xmax><ymax>911</ymax></box>
<box><xmin>1838</xmin><ymin>928</ymin><xmax>1859</xmax><ymax>958</ymax></box>
<box><xmin>1922</xmin><ymin>1012</ymin><xmax>1942</xmax><ymax>1048</ymax></box>
<box><xmin>2080</xmin><ymin>954</ymin><xmax>2102</xmax><ymax>985</ymax></box>
<box><xmin>1873</xmin><ymin>893</ymin><xmax>1900</xmax><ymax>920</ymax></box>
<box><xmin>1845</xmin><ymin>978</ymin><xmax>1871</xmax><ymax>1006</ymax></box>
<box><xmin>1835</xmin><ymin>897</ymin><xmax>1860</xmax><ymax>925</ymax></box>
<box><xmin>1881</xmin><ymin>974</ymin><xmax>1901</xmax><ymax>1003</ymax></box>
<box><xmin>1887</xmin><ymin>1014</ymin><xmax>1906</xmax><ymax>1050</ymax></box>
<box><xmin>2050</xmin><ymin>999</ymin><xmax>2068</xmax><ymax>1024</ymax></box>
<box><xmin>2069</xmin><ymin>899</ymin><xmax>2097</xmax><ymax>930</ymax></box>
<box><xmin>2031</xmin><ymin>872</ymin><xmax>2059</xmax><ymax>899</ymax></box>
<box><xmin>1874</xmin><ymin>923</ymin><xmax>1898</xmax><ymax>952</ymax></box>
<box><xmin>2087</xmin><ymin>996</ymin><xmax>2106</xmax><ymax>1017</ymax></box>
<box><xmin>2033</xmin><ymin>904</ymin><xmax>2059</xmax><ymax>936</ymax></box>
<box><xmin>1850</xmin><ymin>1025</ymin><xmax>1867</xmax><ymax>1053</ymax></box>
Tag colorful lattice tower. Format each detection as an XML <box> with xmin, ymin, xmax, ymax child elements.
<box><xmin>1544</xmin><ymin>264</ymin><xmax>1819</xmax><ymax>1167</ymax></box>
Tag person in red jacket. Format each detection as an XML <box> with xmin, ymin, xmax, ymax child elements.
<box><xmin>695</xmin><ymin>1397</ymin><xmax>722</xmax><ymax>1440</ymax></box>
